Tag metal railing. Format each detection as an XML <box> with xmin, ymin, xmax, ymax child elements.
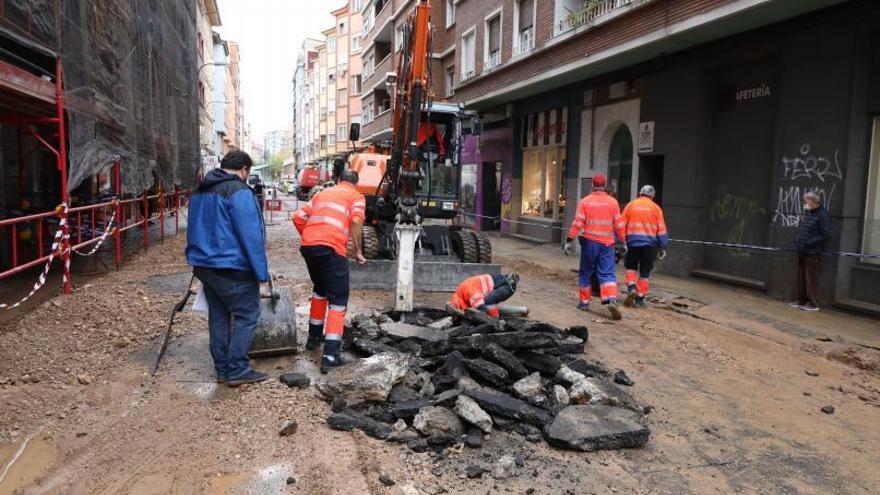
<box><xmin>513</xmin><ymin>28</ymin><xmax>534</xmax><ymax>56</ymax></box>
<box><xmin>485</xmin><ymin>50</ymin><xmax>501</xmax><ymax>71</ymax></box>
<box><xmin>557</xmin><ymin>0</ymin><xmax>646</xmax><ymax>35</ymax></box>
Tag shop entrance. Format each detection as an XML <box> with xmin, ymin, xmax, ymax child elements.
<box><xmin>481</xmin><ymin>161</ymin><xmax>503</xmax><ymax>230</ymax></box>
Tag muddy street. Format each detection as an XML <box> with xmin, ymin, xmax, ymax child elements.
<box><xmin>0</xmin><ymin>221</ymin><xmax>878</xmax><ymax>495</ymax></box>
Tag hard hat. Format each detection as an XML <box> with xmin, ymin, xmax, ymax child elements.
<box><xmin>639</xmin><ymin>185</ymin><xmax>656</xmax><ymax>197</ymax></box>
<box><xmin>592</xmin><ymin>174</ymin><xmax>607</xmax><ymax>188</ymax></box>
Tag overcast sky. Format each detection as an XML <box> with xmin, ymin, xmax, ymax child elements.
<box><xmin>215</xmin><ymin>0</ymin><xmax>337</xmax><ymax>142</ymax></box>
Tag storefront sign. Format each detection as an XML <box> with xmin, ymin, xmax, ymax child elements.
<box><xmin>735</xmin><ymin>84</ymin><xmax>772</xmax><ymax>102</ymax></box>
<box><xmin>638</xmin><ymin>121</ymin><xmax>655</xmax><ymax>154</ymax></box>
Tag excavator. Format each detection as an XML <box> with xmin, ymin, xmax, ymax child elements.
<box><xmin>346</xmin><ymin>0</ymin><xmax>499</xmax><ymax>311</ymax></box>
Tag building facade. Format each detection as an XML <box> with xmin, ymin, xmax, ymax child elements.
<box><xmin>225</xmin><ymin>41</ymin><xmax>244</xmax><ymax>151</ymax></box>
<box><xmin>212</xmin><ymin>31</ymin><xmax>229</xmax><ymax>159</ymax></box>
<box><xmin>197</xmin><ymin>0</ymin><xmax>222</xmax><ymax>173</ymax></box>
<box><xmin>264</xmin><ymin>129</ymin><xmax>294</xmax><ymax>160</ymax></box>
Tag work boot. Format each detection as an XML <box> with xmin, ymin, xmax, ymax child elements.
<box><xmin>634</xmin><ymin>296</ymin><xmax>646</xmax><ymax>309</ymax></box>
<box><xmin>305</xmin><ymin>326</ymin><xmax>324</xmax><ymax>351</ymax></box>
<box><xmin>606</xmin><ymin>300</ymin><xmax>623</xmax><ymax>320</ymax></box>
<box><xmin>623</xmin><ymin>291</ymin><xmax>637</xmax><ymax>308</ymax></box>
<box><xmin>320</xmin><ymin>340</ymin><xmax>347</xmax><ymax>374</ymax></box>
<box><xmin>227</xmin><ymin>370</ymin><xmax>268</xmax><ymax>387</ymax></box>
<box><xmin>577</xmin><ymin>302</ymin><xmax>590</xmax><ymax>312</ymax></box>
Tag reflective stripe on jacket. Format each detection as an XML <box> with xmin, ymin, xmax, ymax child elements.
<box><xmin>450</xmin><ymin>274</ymin><xmax>495</xmax><ymax>311</ymax></box>
<box><xmin>568</xmin><ymin>191</ymin><xmax>624</xmax><ymax>247</ymax></box>
<box><xmin>619</xmin><ymin>196</ymin><xmax>668</xmax><ymax>249</ymax></box>
<box><xmin>294</xmin><ymin>182</ymin><xmax>366</xmax><ymax>256</ymax></box>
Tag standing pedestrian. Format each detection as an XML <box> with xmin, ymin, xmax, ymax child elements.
<box><xmin>619</xmin><ymin>185</ymin><xmax>668</xmax><ymax>308</ymax></box>
<box><xmin>563</xmin><ymin>174</ymin><xmax>625</xmax><ymax>320</ymax></box>
<box><xmin>293</xmin><ymin>169</ymin><xmax>367</xmax><ymax>373</ymax></box>
<box><xmin>186</xmin><ymin>150</ymin><xmax>269</xmax><ymax>387</ymax></box>
<box><xmin>791</xmin><ymin>192</ymin><xmax>831</xmax><ymax>311</ymax></box>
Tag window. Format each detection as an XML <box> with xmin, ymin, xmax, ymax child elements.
<box><xmin>461</xmin><ymin>30</ymin><xmax>476</xmax><ymax>81</ymax></box>
<box><xmin>352</xmin><ymin>32</ymin><xmax>362</xmax><ymax>52</ymax></box>
<box><xmin>446</xmin><ymin>0</ymin><xmax>455</xmax><ymax>28</ymax></box>
<box><xmin>328</xmin><ymin>133</ymin><xmax>336</xmax><ymax>146</ymax></box>
<box><xmin>338</xmin><ymin>124</ymin><xmax>348</xmax><ymax>141</ymax></box>
<box><xmin>364</xmin><ymin>54</ymin><xmax>374</xmax><ymax>79</ymax></box>
<box><xmin>865</xmin><ymin>118</ymin><xmax>880</xmax><ymax>264</ymax></box>
<box><xmin>328</xmin><ymin>98</ymin><xmax>336</xmax><ymax>115</ymax></box>
<box><xmin>520</xmin><ymin>108</ymin><xmax>568</xmax><ymax>220</ymax></box>
<box><xmin>328</xmin><ymin>36</ymin><xmax>336</xmax><ymax>52</ymax></box>
<box><xmin>338</xmin><ymin>88</ymin><xmax>348</xmax><ymax>102</ymax></box>
<box><xmin>484</xmin><ymin>12</ymin><xmax>502</xmax><ymax>71</ymax></box>
<box><xmin>339</xmin><ymin>21</ymin><xmax>347</xmax><ymax>35</ymax></box>
<box><xmin>351</xmin><ymin>75</ymin><xmax>362</xmax><ymax>95</ymax></box>
<box><xmin>321</xmin><ymin>135</ymin><xmax>327</xmax><ymax>147</ymax></box>
<box><xmin>328</xmin><ymin>67</ymin><xmax>336</xmax><ymax>83</ymax></box>
<box><xmin>364</xmin><ymin>103</ymin><xmax>373</xmax><ymax>123</ymax></box>
<box><xmin>514</xmin><ymin>0</ymin><xmax>535</xmax><ymax>56</ymax></box>
<box><xmin>353</xmin><ymin>0</ymin><xmax>363</xmax><ymax>11</ymax></box>
<box><xmin>445</xmin><ymin>65</ymin><xmax>455</xmax><ymax>97</ymax></box>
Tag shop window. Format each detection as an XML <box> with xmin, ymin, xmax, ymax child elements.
<box><xmin>864</xmin><ymin>117</ymin><xmax>880</xmax><ymax>264</ymax></box>
<box><xmin>522</xmin><ymin>147</ymin><xmax>566</xmax><ymax>219</ymax></box>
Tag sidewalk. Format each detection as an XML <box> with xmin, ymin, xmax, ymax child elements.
<box><xmin>488</xmin><ymin>233</ymin><xmax>879</xmax><ymax>348</ymax></box>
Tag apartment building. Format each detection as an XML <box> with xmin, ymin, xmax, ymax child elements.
<box><xmin>226</xmin><ymin>42</ymin><xmax>245</xmax><ymax>151</ymax></box>
<box><xmin>435</xmin><ymin>0</ymin><xmax>880</xmax><ymax>313</ymax></box>
<box><xmin>293</xmin><ymin>39</ymin><xmax>322</xmax><ymax>170</ymax></box>
<box><xmin>197</xmin><ymin>0</ymin><xmax>222</xmax><ymax>172</ymax></box>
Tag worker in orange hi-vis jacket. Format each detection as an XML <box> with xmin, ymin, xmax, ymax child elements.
<box><xmin>293</xmin><ymin>169</ymin><xmax>367</xmax><ymax>374</ymax></box>
<box><xmin>618</xmin><ymin>185</ymin><xmax>669</xmax><ymax>308</ymax></box>
<box><xmin>563</xmin><ymin>174</ymin><xmax>625</xmax><ymax>320</ymax></box>
<box><xmin>448</xmin><ymin>272</ymin><xmax>520</xmax><ymax>318</ymax></box>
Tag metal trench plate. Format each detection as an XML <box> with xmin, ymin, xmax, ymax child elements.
<box><xmin>349</xmin><ymin>259</ymin><xmax>502</xmax><ymax>292</ymax></box>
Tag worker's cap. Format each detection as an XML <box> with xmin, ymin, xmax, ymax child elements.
<box><xmin>639</xmin><ymin>185</ymin><xmax>656</xmax><ymax>198</ymax></box>
<box><xmin>592</xmin><ymin>174</ymin><xmax>607</xmax><ymax>188</ymax></box>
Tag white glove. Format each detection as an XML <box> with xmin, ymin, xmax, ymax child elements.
<box><xmin>563</xmin><ymin>241</ymin><xmax>574</xmax><ymax>256</ymax></box>
<box><xmin>658</xmin><ymin>248</ymin><xmax>667</xmax><ymax>260</ymax></box>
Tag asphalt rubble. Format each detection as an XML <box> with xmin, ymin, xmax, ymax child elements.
<box><xmin>312</xmin><ymin>306</ymin><xmax>651</xmax><ymax>455</ymax></box>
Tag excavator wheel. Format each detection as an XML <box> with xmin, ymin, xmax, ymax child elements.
<box><xmin>362</xmin><ymin>224</ymin><xmax>381</xmax><ymax>259</ymax></box>
<box><xmin>471</xmin><ymin>230</ymin><xmax>493</xmax><ymax>264</ymax></box>
<box><xmin>348</xmin><ymin>224</ymin><xmax>382</xmax><ymax>259</ymax></box>
<box><xmin>451</xmin><ymin>229</ymin><xmax>479</xmax><ymax>263</ymax></box>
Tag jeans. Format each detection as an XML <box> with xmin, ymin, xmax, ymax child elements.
<box><xmin>193</xmin><ymin>266</ymin><xmax>260</xmax><ymax>380</ymax></box>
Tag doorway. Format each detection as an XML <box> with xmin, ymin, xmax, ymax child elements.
<box><xmin>638</xmin><ymin>155</ymin><xmax>664</xmax><ymax>206</ymax></box>
<box><xmin>481</xmin><ymin>161</ymin><xmax>502</xmax><ymax>230</ymax></box>
<box><xmin>608</xmin><ymin>125</ymin><xmax>633</xmax><ymax>205</ymax></box>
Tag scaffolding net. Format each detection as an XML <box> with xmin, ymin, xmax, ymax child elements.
<box><xmin>60</xmin><ymin>0</ymin><xmax>199</xmax><ymax>194</ymax></box>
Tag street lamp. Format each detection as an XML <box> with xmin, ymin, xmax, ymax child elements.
<box><xmin>198</xmin><ymin>61</ymin><xmax>228</xmax><ymax>74</ymax></box>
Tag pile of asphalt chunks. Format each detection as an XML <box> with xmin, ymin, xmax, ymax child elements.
<box><xmin>316</xmin><ymin>306</ymin><xmax>651</xmax><ymax>453</ymax></box>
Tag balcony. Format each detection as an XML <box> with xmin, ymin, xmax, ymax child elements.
<box><xmin>362</xmin><ymin>51</ymin><xmax>394</xmax><ymax>96</ymax></box>
<box><xmin>361</xmin><ymin>107</ymin><xmax>393</xmax><ymax>143</ymax></box>
<box><xmin>484</xmin><ymin>50</ymin><xmax>501</xmax><ymax>72</ymax></box>
<box><xmin>513</xmin><ymin>27</ymin><xmax>534</xmax><ymax>57</ymax></box>
<box><xmin>555</xmin><ymin>0</ymin><xmax>652</xmax><ymax>37</ymax></box>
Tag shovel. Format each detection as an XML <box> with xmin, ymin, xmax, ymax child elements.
<box><xmin>249</xmin><ymin>272</ymin><xmax>298</xmax><ymax>357</ymax></box>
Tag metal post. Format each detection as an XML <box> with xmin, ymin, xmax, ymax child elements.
<box><xmin>142</xmin><ymin>192</ymin><xmax>149</xmax><ymax>251</ymax></box>
<box><xmin>56</xmin><ymin>58</ymin><xmax>71</xmax><ymax>295</ymax></box>
<box><xmin>114</xmin><ymin>160</ymin><xmax>121</xmax><ymax>268</ymax></box>
<box><xmin>158</xmin><ymin>184</ymin><xmax>165</xmax><ymax>240</ymax></box>
<box><xmin>174</xmin><ymin>187</ymin><xmax>180</xmax><ymax>234</ymax></box>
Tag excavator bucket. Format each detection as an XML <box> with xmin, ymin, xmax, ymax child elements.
<box><xmin>249</xmin><ymin>281</ymin><xmax>297</xmax><ymax>358</ymax></box>
<box><xmin>349</xmin><ymin>259</ymin><xmax>502</xmax><ymax>292</ymax></box>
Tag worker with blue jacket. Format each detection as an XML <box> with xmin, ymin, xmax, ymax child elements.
<box><xmin>186</xmin><ymin>150</ymin><xmax>269</xmax><ymax>387</ymax></box>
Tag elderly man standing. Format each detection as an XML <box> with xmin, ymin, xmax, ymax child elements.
<box><xmin>791</xmin><ymin>191</ymin><xmax>831</xmax><ymax>312</ymax></box>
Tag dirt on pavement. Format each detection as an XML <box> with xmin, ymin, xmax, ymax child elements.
<box><xmin>0</xmin><ymin>219</ymin><xmax>878</xmax><ymax>494</ymax></box>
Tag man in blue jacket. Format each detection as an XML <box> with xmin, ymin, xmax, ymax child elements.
<box><xmin>792</xmin><ymin>191</ymin><xmax>831</xmax><ymax>312</ymax></box>
<box><xmin>186</xmin><ymin>150</ymin><xmax>269</xmax><ymax>386</ymax></box>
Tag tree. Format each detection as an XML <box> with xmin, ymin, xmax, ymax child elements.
<box><xmin>268</xmin><ymin>150</ymin><xmax>292</xmax><ymax>181</ymax></box>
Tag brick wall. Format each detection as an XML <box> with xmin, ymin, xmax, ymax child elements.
<box><xmin>451</xmin><ymin>0</ymin><xmax>733</xmax><ymax>103</ymax></box>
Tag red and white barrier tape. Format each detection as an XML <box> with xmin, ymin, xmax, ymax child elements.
<box><xmin>0</xmin><ymin>204</ymin><xmax>68</xmax><ymax>311</ymax></box>
<box><xmin>71</xmin><ymin>208</ymin><xmax>117</xmax><ymax>257</ymax></box>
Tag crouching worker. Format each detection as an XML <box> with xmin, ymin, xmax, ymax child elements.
<box><xmin>448</xmin><ymin>273</ymin><xmax>520</xmax><ymax>317</ymax></box>
<box><xmin>293</xmin><ymin>169</ymin><xmax>367</xmax><ymax>373</ymax></box>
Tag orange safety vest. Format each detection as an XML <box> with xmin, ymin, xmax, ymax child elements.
<box><xmin>450</xmin><ymin>274</ymin><xmax>495</xmax><ymax>311</ymax></box>
<box><xmin>568</xmin><ymin>191</ymin><xmax>624</xmax><ymax>247</ymax></box>
<box><xmin>618</xmin><ymin>195</ymin><xmax>669</xmax><ymax>248</ymax></box>
<box><xmin>293</xmin><ymin>182</ymin><xmax>366</xmax><ymax>256</ymax></box>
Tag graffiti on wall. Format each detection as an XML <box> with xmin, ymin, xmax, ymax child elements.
<box><xmin>710</xmin><ymin>185</ymin><xmax>766</xmax><ymax>246</ymax></box>
<box><xmin>773</xmin><ymin>144</ymin><xmax>843</xmax><ymax>228</ymax></box>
